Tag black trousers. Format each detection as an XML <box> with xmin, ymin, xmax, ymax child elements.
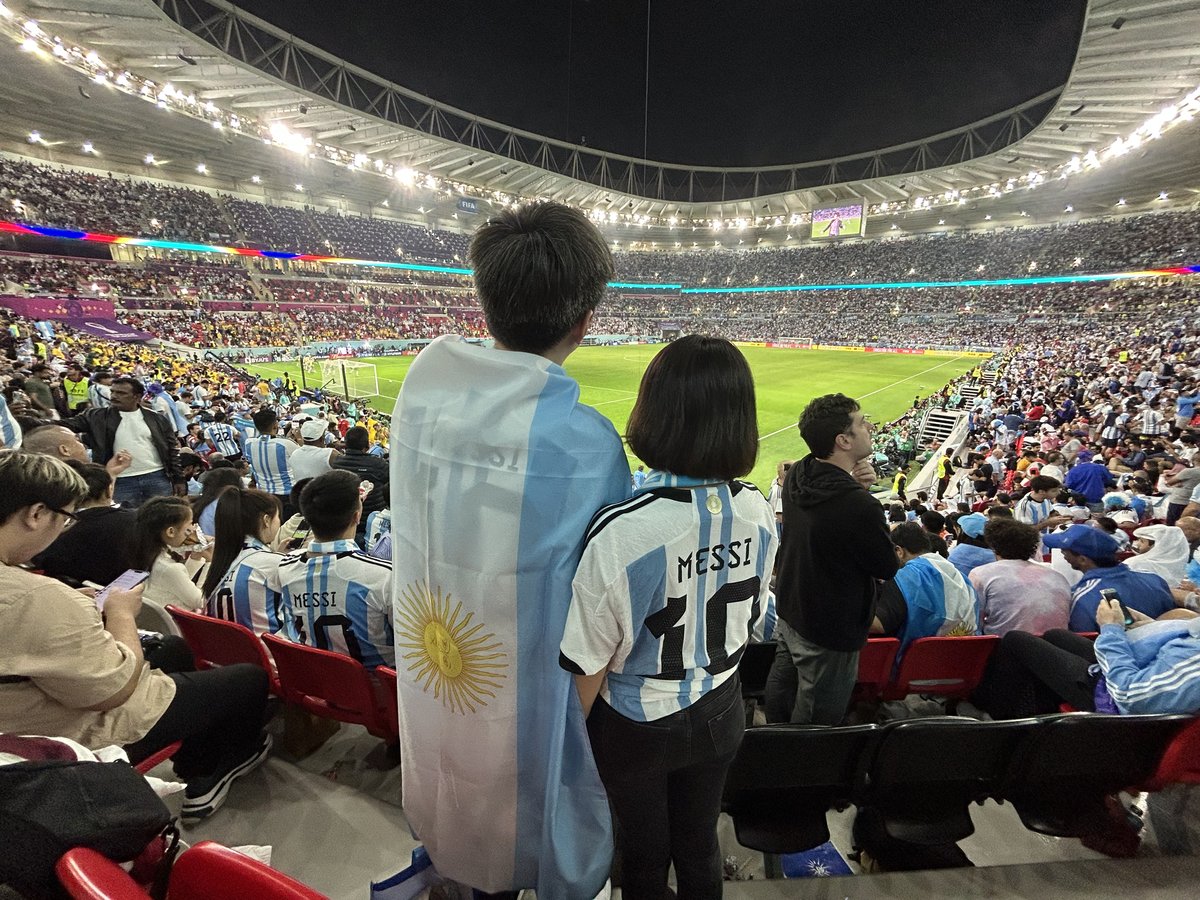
<box><xmin>125</xmin><ymin>664</ymin><xmax>269</xmax><ymax>781</ymax></box>
<box><xmin>588</xmin><ymin>674</ymin><xmax>744</xmax><ymax>900</ymax></box>
<box><xmin>973</xmin><ymin>629</ymin><xmax>1097</xmax><ymax>720</ymax></box>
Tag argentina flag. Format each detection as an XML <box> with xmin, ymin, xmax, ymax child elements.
<box><xmin>893</xmin><ymin>552</ymin><xmax>981</xmax><ymax>655</ymax></box>
<box><xmin>390</xmin><ymin>335</ymin><xmax>630</xmax><ymax>898</ymax></box>
<box><xmin>0</xmin><ymin>394</ymin><xmax>22</xmax><ymax>449</ymax></box>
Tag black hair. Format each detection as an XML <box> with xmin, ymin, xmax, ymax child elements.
<box><xmin>63</xmin><ymin>459</ymin><xmax>113</xmax><ymax>503</ymax></box>
<box><xmin>110</xmin><ymin>376</ymin><xmax>145</xmax><ymax>396</ymax></box>
<box><xmin>625</xmin><ymin>336</ymin><xmax>757</xmax><ymax>480</ymax></box>
<box><xmin>299</xmin><ymin>470</ymin><xmax>362</xmax><ymax>540</ymax></box>
<box><xmin>798</xmin><ymin>393</ymin><xmax>860</xmax><ymax>459</ymax></box>
<box><xmin>920</xmin><ymin>510</ymin><xmax>946</xmax><ymax>533</ymax></box>
<box><xmin>131</xmin><ymin>496</ymin><xmax>192</xmax><ymax>571</ymax></box>
<box><xmin>252</xmin><ymin>408</ymin><xmax>277</xmax><ymax>433</ymax></box>
<box><xmin>468</xmin><ymin>201</ymin><xmax>614</xmax><ymax>354</ymax></box>
<box><xmin>191</xmin><ymin>468</ymin><xmax>244</xmax><ymax>524</ymax></box>
<box><xmin>202</xmin><ymin>487</ymin><xmax>281</xmax><ymax>596</ymax></box>
<box><xmin>891</xmin><ymin>521</ymin><xmax>933</xmax><ymax>554</ymax></box>
<box><xmin>983</xmin><ymin>516</ymin><xmax>1040</xmax><ymax>560</ymax></box>
<box><xmin>344</xmin><ymin>426</ymin><xmax>370</xmax><ymax>452</ymax></box>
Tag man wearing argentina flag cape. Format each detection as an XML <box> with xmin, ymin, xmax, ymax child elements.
<box><xmin>389</xmin><ymin>203</ymin><xmax>629</xmax><ymax>898</ymax></box>
<box><xmin>872</xmin><ymin>522</ymin><xmax>981</xmax><ymax>656</ymax></box>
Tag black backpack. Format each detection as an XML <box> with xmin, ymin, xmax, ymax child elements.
<box><xmin>0</xmin><ymin>759</ymin><xmax>174</xmax><ymax>898</ymax></box>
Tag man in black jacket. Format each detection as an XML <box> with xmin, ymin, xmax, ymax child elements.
<box><xmin>765</xmin><ymin>393</ymin><xmax>899</xmax><ymax>724</ymax></box>
<box><xmin>332</xmin><ymin>426</ymin><xmax>389</xmax><ymax>539</ymax></box>
<box><xmin>61</xmin><ymin>377</ymin><xmax>183</xmax><ymax>508</ymax></box>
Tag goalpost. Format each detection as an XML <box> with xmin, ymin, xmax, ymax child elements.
<box><xmin>302</xmin><ymin>357</ymin><xmax>379</xmax><ymax>400</ymax></box>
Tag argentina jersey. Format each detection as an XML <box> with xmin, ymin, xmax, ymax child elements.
<box><xmin>277</xmin><ymin>538</ymin><xmax>395</xmax><ymax>669</ymax></box>
<box><xmin>561</xmin><ymin>474</ymin><xmax>778</xmax><ymax>722</ymax></box>
<box><xmin>246</xmin><ymin>434</ymin><xmax>296</xmax><ymax>495</ymax></box>
<box><xmin>232</xmin><ymin>412</ymin><xmax>257</xmax><ymax>443</ymax></box>
<box><xmin>204</xmin><ymin>422</ymin><xmax>242</xmax><ymax>457</ymax></box>
<box><xmin>206</xmin><ymin>539</ymin><xmax>297</xmax><ymax>641</ymax></box>
<box><xmin>0</xmin><ymin>393</ymin><xmax>22</xmax><ymax>450</ymax></box>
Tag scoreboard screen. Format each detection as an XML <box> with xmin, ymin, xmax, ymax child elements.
<box><xmin>810</xmin><ymin>202</ymin><xmax>865</xmax><ymax>240</ymax></box>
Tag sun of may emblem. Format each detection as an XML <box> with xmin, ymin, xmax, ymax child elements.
<box><xmin>396</xmin><ymin>581</ymin><xmax>508</xmax><ymax>715</ymax></box>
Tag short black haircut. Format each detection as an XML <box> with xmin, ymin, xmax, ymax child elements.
<box><xmin>344</xmin><ymin>426</ymin><xmax>370</xmax><ymax>452</ymax></box>
<box><xmin>920</xmin><ymin>510</ymin><xmax>946</xmax><ymax>533</ymax></box>
<box><xmin>891</xmin><ymin>522</ymin><xmax>932</xmax><ymax>554</ymax></box>
<box><xmin>63</xmin><ymin>459</ymin><xmax>113</xmax><ymax>502</ymax></box>
<box><xmin>252</xmin><ymin>408</ymin><xmax>277</xmax><ymax>433</ymax></box>
<box><xmin>299</xmin><ymin>470</ymin><xmax>361</xmax><ymax>540</ymax></box>
<box><xmin>1028</xmin><ymin>475</ymin><xmax>1061</xmax><ymax>493</ymax></box>
<box><xmin>111</xmin><ymin>376</ymin><xmax>144</xmax><ymax>396</ymax></box>
<box><xmin>984</xmin><ymin>517</ymin><xmax>1040</xmax><ymax>560</ymax></box>
<box><xmin>468</xmin><ymin>201</ymin><xmax>614</xmax><ymax>354</ymax></box>
<box><xmin>625</xmin><ymin>336</ymin><xmax>757</xmax><ymax>481</ymax></box>
<box><xmin>798</xmin><ymin>393</ymin><xmax>859</xmax><ymax>459</ymax></box>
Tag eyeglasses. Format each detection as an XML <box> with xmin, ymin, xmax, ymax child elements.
<box><xmin>46</xmin><ymin>506</ymin><xmax>80</xmax><ymax>529</ymax></box>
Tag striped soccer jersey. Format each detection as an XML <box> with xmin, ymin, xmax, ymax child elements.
<box><xmin>231</xmin><ymin>412</ymin><xmax>257</xmax><ymax>443</ymax></box>
<box><xmin>205</xmin><ymin>538</ymin><xmax>298</xmax><ymax>641</ymax></box>
<box><xmin>0</xmin><ymin>394</ymin><xmax>21</xmax><ymax>450</ymax></box>
<box><xmin>277</xmin><ymin>538</ymin><xmax>394</xmax><ymax>668</ymax></box>
<box><xmin>204</xmin><ymin>422</ymin><xmax>242</xmax><ymax>457</ymax></box>
<box><xmin>560</xmin><ymin>473</ymin><xmax>778</xmax><ymax>722</ymax></box>
<box><xmin>246</xmin><ymin>434</ymin><xmax>297</xmax><ymax>495</ymax></box>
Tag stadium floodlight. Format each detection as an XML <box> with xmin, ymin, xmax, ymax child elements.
<box><xmin>81</xmin><ymin>141</ymin><xmax>95</xmax><ymax>154</ymax></box>
<box><xmin>20</xmin><ymin>37</ymin><xmax>36</xmax><ymax>52</ymax></box>
<box><xmin>23</xmin><ymin>19</ymin><xmax>41</xmax><ymax>36</ymax></box>
<box><xmin>0</xmin><ymin>3</ymin><xmax>12</xmax><ymax>19</ymax></box>
<box><xmin>1117</xmin><ymin>198</ymin><xmax>1126</xmax><ymax>206</ymax></box>
<box><xmin>294</xmin><ymin>183</ymin><xmax>304</xmax><ymax>191</ymax></box>
<box><xmin>196</xmin><ymin>163</ymin><xmax>207</xmax><ymax>174</ymax></box>
<box><xmin>144</xmin><ymin>153</ymin><xmax>156</xmax><ymax>164</ymax></box>
<box><xmin>27</xmin><ymin>131</ymin><xmax>41</xmax><ymax>143</ymax></box>
<box><xmin>1159</xmin><ymin>191</ymin><xmax>1169</xmax><ymax>201</ymax></box>
<box><xmin>250</xmin><ymin>175</ymin><xmax>261</xmax><ymax>184</ymax></box>
<box><xmin>1064</xmin><ymin>205</ymin><xmax>1073</xmax><ymax>212</ymax></box>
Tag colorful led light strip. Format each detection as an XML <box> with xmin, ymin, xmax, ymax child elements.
<box><xmin>2</xmin><ymin>220</ymin><xmax>1197</xmax><ymax>292</ymax></box>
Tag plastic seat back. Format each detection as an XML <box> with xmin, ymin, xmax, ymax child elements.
<box><xmin>883</xmin><ymin>634</ymin><xmax>999</xmax><ymax>701</ymax></box>
<box><xmin>261</xmin><ymin>634</ymin><xmax>392</xmax><ymax>740</ymax></box>
<box><xmin>855</xmin><ymin>638</ymin><xmax>900</xmax><ymax>700</ymax></box>
<box><xmin>375</xmin><ymin>666</ymin><xmax>400</xmax><ymax>741</ymax></box>
<box><xmin>723</xmin><ymin>723</ymin><xmax>877</xmax><ymax>853</ymax></box>
<box><xmin>165</xmin><ymin>605</ymin><xmax>279</xmax><ymax>694</ymax></box>
<box><xmin>737</xmin><ymin>641</ymin><xmax>777</xmax><ymax>702</ymax></box>
<box><xmin>56</xmin><ymin>848</ymin><xmax>148</xmax><ymax>899</ymax></box>
<box><xmin>1143</xmin><ymin>716</ymin><xmax>1200</xmax><ymax>791</ymax></box>
<box><xmin>1003</xmin><ymin>712</ymin><xmax>1194</xmax><ymax>836</ymax></box>
<box><xmin>169</xmin><ymin>841</ymin><xmax>329</xmax><ymax>899</ymax></box>
<box><xmin>858</xmin><ymin>716</ymin><xmax>1039</xmax><ymax>845</ymax></box>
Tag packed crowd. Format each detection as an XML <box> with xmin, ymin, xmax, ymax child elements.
<box><xmin>3</xmin><ymin>201</ymin><xmax>1199</xmax><ymax>900</ymax></box>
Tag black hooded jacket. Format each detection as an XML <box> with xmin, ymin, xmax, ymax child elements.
<box><xmin>775</xmin><ymin>455</ymin><xmax>899</xmax><ymax>651</ymax></box>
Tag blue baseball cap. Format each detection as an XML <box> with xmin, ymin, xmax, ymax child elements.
<box><xmin>1042</xmin><ymin>524</ymin><xmax>1120</xmax><ymax>560</ymax></box>
<box><xmin>957</xmin><ymin>513</ymin><xmax>987</xmax><ymax>538</ymax></box>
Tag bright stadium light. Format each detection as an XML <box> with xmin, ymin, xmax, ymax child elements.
<box><xmin>1116</xmin><ymin>198</ymin><xmax>1126</xmax><ymax>206</ymax></box>
<box><xmin>250</xmin><ymin>175</ymin><xmax>261</xmax><ymax>184</ymax></box>
<box><xmin>1064</xmin><ymin>204</ymin><xmax>1073</xmax><ymax>212</ymax></box>
<box><xmin>20</xmin><ymin>37</ymin><xmax>36</xmax><ymax>52</ymax></box>
<box><xmin>81</xmin><ymin>141</ymin><xmax>95</xmax><ymax>154</ymax></box>
<box><xmin>196</xmin><ymin>163</ymin><xmax>207</xmax><ymax>174</ymax></box>
<box><xmin>294</xmin><ymin>183</ymin><xmax>304</xmax><ymax>191</ymax></box>
<box><xmin>144</xmin><ymin>153</ymin><xmax>156</xmax><ymax>164</ymax></box>
<box><xmin>27</xmin><ymin>130</ymin><xmax>41</xmax><ymax>143</ymax></box>
<box><xmin>1159</xmin><ymin>191</ymin><xmax>1169</xmax><ymax>200</ymax></box>
<box><xmin>0</xmin><ymin>3</ymin><xmax>13</xmax><ymax>19</ymax></box>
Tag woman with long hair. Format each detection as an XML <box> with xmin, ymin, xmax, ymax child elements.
<box><xmin>560</xmin><ymin>335</ymin><xmax>778</xmax><ymax>900</ymax></box>
<box><xmin>202</xmin><ymin>487</ymin><xmax>297</xmax><ymax>640</ymax></box>
<box><xmin>133</xmin><ymin>496</ymin><xmax>206</xmax><ymax>612</ymax></box>
<box><xmin>190</xmin><ymin>467</ymin><xmax>243</xmax><ymax>537</ymax></box>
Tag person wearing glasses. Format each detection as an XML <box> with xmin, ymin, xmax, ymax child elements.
<box><xmin>0</xmin><ymin>452</ymin><xmax>271</xmax><ymax>822</ymax></box>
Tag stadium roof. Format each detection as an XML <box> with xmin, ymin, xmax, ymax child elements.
<box><xmin>0</xmin><ymin>0</ymin><xmax>1198</xmax><ymax>243</ymax></box>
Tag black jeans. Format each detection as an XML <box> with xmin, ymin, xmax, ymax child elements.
<box><xmin>125</xmin><ymin>664</ymin><xmax>269</xmax><ymax>782</ymax></box>
<box><xmin>588</xmin><ymin>674</ymin><xmax>744</xmax><ymax>900</ymax></box>
<box><xmin>973</xmin><ymin>629</ymin><xmax>1097</xmax><ymax>720</ymax></box>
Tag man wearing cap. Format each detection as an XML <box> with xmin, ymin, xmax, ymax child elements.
<box><xmin>947</xmin><ymin>512</ymin><xmax>995</xmax><ymax>582</ymax></box>
<box><xmin>289</xmin><ymin>418</ymin><xmax>341</xmax><ymax>483</ymax></box>
<box><xmin>1044</xmin><ymin>524</ymin><xmax>1177</xmax><ymax>632</ymax></box>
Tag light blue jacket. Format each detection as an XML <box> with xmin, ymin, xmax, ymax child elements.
<box><xmin>1096</xmin><ymin>619</ymin><xmax>1200</xmax><ymax>715</ymax></box>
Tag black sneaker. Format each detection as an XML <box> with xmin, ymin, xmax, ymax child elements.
<box><xmin>181</xmin><ymin>733</ymin><xmax>272</xmax><ymax>823</ymax></box>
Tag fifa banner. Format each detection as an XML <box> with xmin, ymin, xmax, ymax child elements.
<box><xmin>810</xmin><ymin>202</ymin><xmax>865</xmax><ymax>239</ymax></box>
<box><xmin>765</xmin><ymin>342</ymin><xmax>992</xmax><ymax>359</ymax></box>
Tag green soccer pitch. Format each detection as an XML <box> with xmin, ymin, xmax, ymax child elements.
<box><xmin>246</xmin><ymin>345</ymin><xmax>981</xmax><ymax>493</ymax></box>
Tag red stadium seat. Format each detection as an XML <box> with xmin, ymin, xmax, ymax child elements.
<box><xmin>854</xmin><ymin>638</ymin><xmax>901</xmax><ymax>701</ymax></box>
<box><xmin>132</xmin><ymin>741</ymin><xmax>182</xmax><ymax>776</ymax></box>
<box><xmin>262</xmin><ymin>634</ymin><xmax>395</xmax><ymax>742</ymax></box>
<box><xmin>166</xmin><ymin>605</ymin><xmax>280</xmax><ymax>695</ymax></box>
<box><xmin>1142</xmin><ymin>717</ymin><xmax>1200</xmax><ymax>791</ymax></box>
<box><xmin>375</xmin><ymin>666</ymin><xmax>400</xmax><ymax>741</ymax></box>
<box><xmin>882</xmin><ymin>635</ymin><xmax>1000</xmax><ymax>701</ymax></box>
<box><xmin>56</xmin><ymin>842</ymin><xmax>330</xmax><ymax>899</ymax></box>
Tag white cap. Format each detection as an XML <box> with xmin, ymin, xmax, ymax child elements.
<box><xmin>300</xmin><ymin>419</ymin><xmax>327</xmax><ymax>441</ymax></box>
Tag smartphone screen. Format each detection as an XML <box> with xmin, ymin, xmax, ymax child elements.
<box><xmin>1100</xmin><ymin>588</ymin><xmax>1135</xmax><ymax>627</ymax></box>
<box><xmin>95</xmin><ymin>569</ymin><xmax>150</xmax><ymax>611</ymax></box>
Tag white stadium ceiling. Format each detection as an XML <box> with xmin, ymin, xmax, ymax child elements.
<box><xmin>0</xmin><ymin>0</ymin><xmax>1199</xmax><ymax>244</ymax></box>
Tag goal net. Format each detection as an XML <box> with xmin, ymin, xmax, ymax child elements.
<box><xmin>305</xmin><ymin>358</ymin><xmax>379</xmax><ymax>399</ymax></box>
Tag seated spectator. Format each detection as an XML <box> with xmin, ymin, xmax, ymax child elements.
<box><xmin>871</xmin><ymin>522</ymin><xmax>980</xmax><ymax>654</ymax></box>
<box><xmin>270</xmin><ymin>479</ymin><xmax>313</xmax><ymax>553</ymax></box>
<box><xmin>190</xmin><ymin>467</ymin><xmax>244</xmax><ymax>537</ymax></box>
<box><xmin>978</xmin><ymin>599</ymin><xmax>1200</xmax><ymax>720</ymax></box>
<box><xmin>947</xmin><ymin>512</ymin><xmax>995</xmax><ymax>581</ymax></box>
<box><xmin>331</xmin><ymin>425</ymin><xmax>389</xmax><ymax>531</ymax></box>
<box><xmin>202</xmin><ymin>487</ymin><xmax>296</xmax><ymax>640</ymax></box>
<box><xmin>1044</xmin><ymin>524</ymin><xmax>1177</xmax><ymax>631</ymax></box>
<box><xmin>969</xmin><ymin>517</ymin><xmax>1072</xmax><ymax>636</ymax></box>
<box><xmin>276</xmin><ymin>470</ymin><xmax>394</xmax><ymax>667</ymax></box>
<box><xmin>132</xmin><ymin>496</ymin><xmax>206</xmax><ymax>613</ymax></box>
<box><xmin>32</xmin><ymin>460</ymin><xmax>136</xmax><ymax>587</ymax></box>
<box><xmin>289</xmin><ymin>418</ymin><xmax>341</xmax><ymax>481</ymax></box>
<box><xmin>1124</xmin><ymin>524</ymin><xmax>1191</xmax><ymax>586</ymax></box>
<box><xmin>0</xmin><ymin>452</ymin><xmax>271</xmax><ymax>822</ymax></box>
<box><xmin>21</xmin><ymin>423</ymin><xmax>132</xmax><ymax>481</ymax></box>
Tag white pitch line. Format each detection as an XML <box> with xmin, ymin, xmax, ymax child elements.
<box><xmin>756</xmin><ymin>354</ymin><xmax>973</xmax><ymax>442</ymax></box>
<box><xmin>593</xmin><ymin>394</ymin><xmax>639</xmax><ymax>407</ymax></box>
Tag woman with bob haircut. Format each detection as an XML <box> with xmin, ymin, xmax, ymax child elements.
<box><xmin>203</xmin><ymin>486</ymin><xmax>297</xmax><ymax>641</ymax></box>
<box><xmin>560</xmin><ymin>335</ymin><xmax>778</xmax><ymax>900</ymax></box>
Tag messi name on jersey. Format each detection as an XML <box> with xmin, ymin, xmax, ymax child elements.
<box><xmin>676</xmin><ymin>538</ymin><xmax>755</xmax><ymax>581</ymax></box>
<box><xmin>293</xmin><ymin>590</ymin><xmax>338</xmax><ymax>608</ymax></box>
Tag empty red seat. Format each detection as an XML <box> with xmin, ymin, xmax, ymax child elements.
<box><xmin>375</xmin><ymin>666</ymin><xmax>400</xmax><ymax>740</ymax></box>
<box><xmin>854</xmin><ymin>638</ymin><xmax>900</xmax><ymax>701</ymax></box>
<box><xmin>882</xmin><ymin>635</ymin><xmax>999</xmax><ymax>701</ymax></box>
<box><xmin>261</xmin><ymin>634</ymin><xmax>395</xmax><ymax>742</ymax></box>
<box><xmin>166</xmin><ymin>605</ymin><xmax>280</xmax><ymax>695</ymax></box>
<box><xmin>1142</xmin><ymin>717</ymin><xmax>1200</xmax><ymax>791</ymax></box>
